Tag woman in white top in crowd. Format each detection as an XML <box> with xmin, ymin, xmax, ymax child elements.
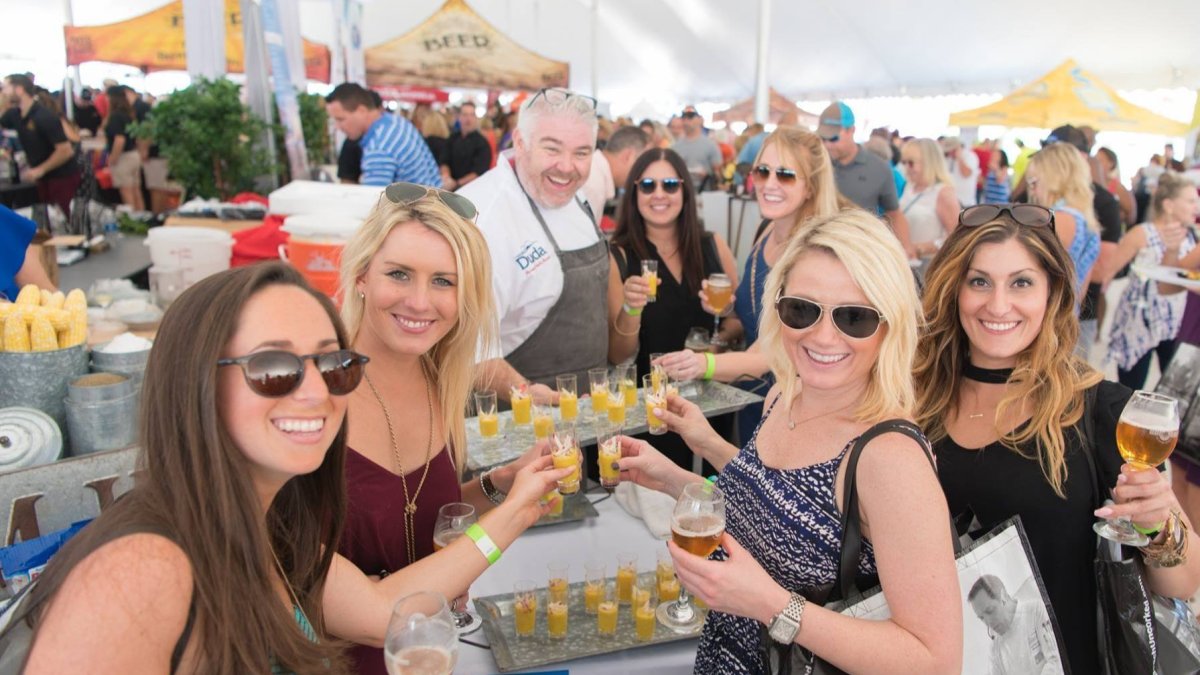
<box><xmin>899</xmin><ymin>138</ymin><xmax>958</xmax><ymax>259</ymax></box>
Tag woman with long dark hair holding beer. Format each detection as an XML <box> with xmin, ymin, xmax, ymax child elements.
<box><xmin>619</xmin><ymin>210</ymin><xmax>962</xmax><ymax>673</ymax></box>
<box><xmin>914</xmin><ymin>204</ymin><xmax>1200</xmax><ymax>674</ymax></box>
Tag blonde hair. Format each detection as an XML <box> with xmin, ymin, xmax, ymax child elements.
<box><xmin>340</xmin><ymin>194</ymin><xmax>497</xmax><ymax>473</ymax></box>
<box><xmin>903</xmin><ymin>138</ymin><xmax>954</xmax><ymax>188</ymax></box>
<box><xmin>421</xmin><ymin>111</ymin><xmax>449</xmax><ymax>139</ymax></box>
<box><xmin>1028</xmin><ymin>143</ymin><xmax>1099</xmax><ymax>233</ymax></box>
<box><xmin>757</xmin><ymin>209</ymin><xmax>921</xmax><ymax>422</ymax></box>
<box><xmin>914</xmin><ymin>216</ymin><xmax>1101</xmax><ymax>498</ymax></box>
<box><xmin>755</xmin><ymin>126</ymin><xmax>844</xmax><ymax>226</ymax></box>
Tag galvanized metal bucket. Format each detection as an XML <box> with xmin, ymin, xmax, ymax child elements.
<box><xmin>0</xmin><ymin>345</ymin><xmax>89</xmax><ymax>439</ymax></box>
<box><xmin>91</xmin><ymin>342</ymin><xmax>151</xmax><ymax>387</ymax></box>
<box><xmin>67</xmin><ymin>372</ymin><xmax>135</xmax><ymax>404</ymax></box>
<box><xmin>65</xmin><ymin>391</ymin><xmax>139</xmax><ymax>457</ymax></box>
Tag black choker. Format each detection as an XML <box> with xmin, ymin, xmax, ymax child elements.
<box><xmin>963</xmin><ymin>363</ymin><xmax>1013</xmax><ymax>384</ymax></box>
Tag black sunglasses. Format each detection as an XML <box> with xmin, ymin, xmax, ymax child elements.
<box><xmin>636</xmin><ymin>177</ymin><xmax>683</xmax><ymax>195</ymax></box>
<box><xmin>529</xmin><ymin>87</ymin><xmax>598</xmax><ymax>110</ymax></box>
<box><xmin>958</xmin><ymin>203</ymin><xmax>1055</xmax><ymax>232</ymax></box>
<box><xmin>820</xmin><ymin>133</ymin><xmax>840</xmax><ymax>144</ymax></box>
<box><xmin>218</xmin><ymin>349</ymin><xmax>369</xmax><ymax>398</ymax></box>
<box><xmin>752</xmin><ymin>164</ymin><xmax>798</xmax><ymax>185</ymax></box>
<box><xmin>385</xmin><ymin>182</ymin><xmax>478</xmax><ymax>220</ymax></box>
<box><xmin>775</xmin><ymin>294</ymin><xmax>885</xmax><ymax>339</ymax></box>
<box><xmin>681</xmin><ymin>110</ymin><xmax>700</xmax><ymax>119</ymax></box>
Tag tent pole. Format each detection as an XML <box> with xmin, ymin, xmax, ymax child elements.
<box><xmin>753</xmin><ymin>0</ymin><xmax>771</xmax><ymax>124</ymax></box>
<box><xmin>62</xmin><ymin>0</ymin><xmax>77</xmax><ymax>119</ymax></box>
<box><xmin>591</xmin><ymin>0</ymin><xmax>599</xmax><ymax>100</ymax></box>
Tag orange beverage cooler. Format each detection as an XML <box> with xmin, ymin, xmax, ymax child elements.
<box><xmin>279</xmin><ymin>215</ymin><xmax>362</xmax><ymax>300</ymax></box>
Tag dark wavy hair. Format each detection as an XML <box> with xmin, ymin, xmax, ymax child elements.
<box><xmin>21</xmin><ymin>263</ymin><xmax>349</xmax><ymax>672</ymax></box>
<box><xmin>611</xmin><ymin>147</ymin><xmax>706</xmax><ymax>293</ymax></box>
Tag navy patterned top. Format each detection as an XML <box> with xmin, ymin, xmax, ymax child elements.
<box><xmin>694</xmin><ymin>396</ymin><xmax>879</xmax><ymax>674</ymax></box>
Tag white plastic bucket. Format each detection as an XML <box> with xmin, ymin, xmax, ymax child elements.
<box><xmin>144</xmin><ymin>227</ymin><xmax>233</xmax><ymax>288</ymax></box>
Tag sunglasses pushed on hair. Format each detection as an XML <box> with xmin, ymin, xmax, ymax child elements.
<box><xmin>958</xmin><ymin>203</ymin><xmax>1055</xmax><ymax>232</ymax></box>
<box><xmin>385</xmin><ymin>182</ymin><xmax>478</xmax><ymax>220</ymax></box>
<box><xmin>219</xmin><ymin>349</ymin><xmax>369</xmax><ymax>398</ymax></box>
<box><xmin>752</xmin><ymin>164</ymin><xmax>798</xmax><ymax>185</ymax></box>
<box><xmin>636</xmin><ymin>177</ymin><xmax>683</xmax><ymax>195</ymax></box>
<box><xmin>775</xmin><ymin>293</ymin><xmax>885</xmax><ymax>339</ymax></box>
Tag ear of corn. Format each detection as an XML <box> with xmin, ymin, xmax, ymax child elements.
<box><xmin>44</xmin><ymin>291</ymin><xmax>65</xmax><ymax>310</ymax></box>
<box><xmin>61</xmin><ymin>310</ymin><xmax>87</xmax><ymax>348</ymax></box>
<box><xmin>0</xmin><ymin>304</ymin><xmax>13</xmax><ymax>321</ymax></box>
<box><xmin>64</xmin><ymin>289</ymin><xmax>86</xmax><ymax>312</ymax></box>
<box><xmin>3</xmin><ymin>316</ymin><xmax>30</xmax><ymax>352</ymax></box>
<box><xmin>29</xmin><ymin>316</ymin><xmax>58</xmax><ymax>352</ymax></box>
<box><xmin>14</xmin><ymin>285</ymin><xmax>39</xmax><ymax>306</ymax></box>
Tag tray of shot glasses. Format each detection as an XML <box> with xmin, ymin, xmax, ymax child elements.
<box><xmin>465</xmin><ymin>379</ymin><xmax>764</xmax><ymax>473</ymax></box>
<box><xmin>473</xmin><ymin>565</ymin><xmax>700</xmax><ymax>672</ymax></box>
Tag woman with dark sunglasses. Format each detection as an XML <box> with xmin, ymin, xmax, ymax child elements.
<box><xmin>3</xmin><ymin>263</ymin><xmax>563</xmax><ymax>673</ymax></box>
<box><xmin>914</xmin><ymin>206</ymin><xmax>1200</xmax><ymax>675</ymax></box>
<box><xmin>656</xmin><ymin>127</ymin><xmax>846</xmax><ymax>445</ymax></box>
<box><xmin>335</xmin><ymin>186</ymin><xmax>571</xmax><ymax>674</ymax></box>
<box><xmin>617</xmin><ymin>210</ymin><xmax>961</xmax><ymax>674</ymax></box>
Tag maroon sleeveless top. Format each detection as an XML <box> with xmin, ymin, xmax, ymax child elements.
<box><xmin>339</xmin><ymin>446</ymin><xmax>462</xmax><ymax>675</ymax></box>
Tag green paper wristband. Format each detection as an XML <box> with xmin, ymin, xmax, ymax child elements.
<box><xmin>702</xmin><ymin>352</ymin><xmax>716</xmax><ymax>380</ymax></box>
<box><xmin>465</xmin><ymin>523</ymin><xmax>502</xmax><ymax>565</ymax></box>
<box><xmin>1132</xmin><ymin>522</ymin><xmax>1164</xmax><ymax>537</ymax></box>
<box><xmin>622</xmin><ymin>303</ymin><xmax>643</xmax><ymax>316</ymax></box>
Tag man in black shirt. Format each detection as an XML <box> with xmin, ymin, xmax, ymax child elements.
<box><xmin>439</xmin><ymin>101</ymin><xmax>491</xmax><ymax>190</ymax></box>
<box><xmin>1</xmin><ymin>74</ymin><xmax>80</xmax><ymax>218</ymax></box>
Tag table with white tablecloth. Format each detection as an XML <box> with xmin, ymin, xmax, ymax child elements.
<box><xmin>456</xmin><ymin>492</ymin><xmax>700</xmax><ymax>675</ymax></box>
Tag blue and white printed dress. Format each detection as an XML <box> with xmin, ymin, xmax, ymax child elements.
<box><xmin>693</xmin><ymin>396</ymin><xmax>880</xmax><ymax>674</ymax></box>
<box><xmin>1107</xmin><ymin>222</ymin><xmax>1194</xmax><ymax>370</ymax></box>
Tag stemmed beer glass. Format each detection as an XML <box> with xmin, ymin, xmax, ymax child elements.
<box><xmin>433</xmin><ymin>502</ymin><xmax>482</xmax><ymax>634</ymax></box>
<box><xmin>1093</xmin><ymin>390</ymin><xmax>1180</xmax><ymax>546</ymax></box>
<box><xmin>383</xmin><ymin>591</ymin><xmax>458</xmax><ymax>675</ymax></box>
<box><xmin>657</xmin><ymin>482</ymin><xmax>725</xmax><ymax>633</ymax></box>
<box><xmin>704</xmin><ymin>273</ymin><xmax>733</xmax><ymax>348</ymax></box>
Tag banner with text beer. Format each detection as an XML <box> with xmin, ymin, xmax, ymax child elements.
<box><xmin>364</xmin><ymin>0</ymin><xmax>569</xmax><ymax>91</ymax></box>
<box><xmin>63</xmin><ymin>0</ymin><xmax>331</xmax><ymax>83</ymax></box>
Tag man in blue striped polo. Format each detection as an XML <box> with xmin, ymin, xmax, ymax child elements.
<box><xmin>325</xmin><ymin>83</ymin><xmax>442</xmax><ymax>188</ymax></box>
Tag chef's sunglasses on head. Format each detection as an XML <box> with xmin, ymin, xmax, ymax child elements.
<box><xmin>958</xmin><ymin>203</ymin><xmax>1055</xmax><ymax>232</ymax></box>
<box><xmin>636</xmin><ymin>177</ymin><xmax>683</xmax><ymax>195</ymax></box>
<box><xmin>774</xmin><ymin>293</ymin><xmax>885</xmax><ymax>339</ymax></box>
<box><xmin>218</xmin><ymin>349</ymin><xmax>369</xmax><ymax>397</ymax></box>
<box><xmin>752</xmin><ymin>164</ymin><xmax>798</xmax><ymax>185</ymax></box>
<box><xmin>529</xmin><ymin>88</ymin><xmax>598</xmax><ymax>110</ymax></box>
<box><xmin>385</xmin><ymin>182</ymin><xmax>478</xmax><ymax>220</ymax></box>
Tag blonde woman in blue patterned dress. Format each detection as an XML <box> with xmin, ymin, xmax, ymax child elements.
<box><xmin>617</xmin><ymin>209</ymin><xmax>962</xmax><ymax>674</ymax></box>
<box><xmin>1097</xmin><ymin>172</ymin><xmax>1198</xmax><ymax>388</ymax></box>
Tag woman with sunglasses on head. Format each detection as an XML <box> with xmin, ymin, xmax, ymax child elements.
<box><xmin>1094</xmin><ymin>173</ymin><xmax>1198</xmax><ymax>388</ymax></box>
<box><xmin>655</xmin><ymin>128</ymin><xmax>845</xmax><ymax>444</ymax></box>
<box><xmin>4</xmin><ymin>262</ymin><xmax>563</xmax><ymax>673</ymax></box>
<box><xmin>915</xmin><ymin>204</ymin><xmax>1200</xmax><ymax>675</ymax></box>
<box><xmin>609</xmin><ymin>148</ymin><xmax>738</xmax><ymax>468</ymax></box>
<box><xmin>336</xmin><ymin>183</ymin><xmax>568</xmax><ymax>675</ymax></box>
<box><xmin>898</xmin><ymin>138</ymin><xmax>959</xmax><ymax>259</ymax></box>
<box><xmin>618</xmin><ymin>210</ymin><xmax>962</xmax><ymax>674</ymax></box>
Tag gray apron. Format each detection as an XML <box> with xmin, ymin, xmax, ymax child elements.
<box><xmin>504</xmin><ymin>191</ymin><xmax>609</xmax><ymax>388</ymax></box>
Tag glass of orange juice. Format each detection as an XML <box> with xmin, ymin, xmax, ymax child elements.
<box><xmin>547</xmin><ymin>561</ymin><xmax>569</xmax><ymax>605</ymax></box>
<box><xmin>539</xmin><ymin>488</ymin><xmax>564</xmax><ymax>518</ymax></box>
<box><xmin>588</xmin><ymin>367</ymin><xmax>609</xmax><ymax>416</ymax></box>
<box><xmin>618</xmin><ymin>364</ymin><xmax>638</xmax><ymax>408</ymax></box>
<box><xmin>511</xmin><ymin>384</ymin><xmax>532</xmax><ymax>426</ymax></box>
<box><xmin>643</xmin><ymin>374</ymin><xmax>668</xmax><ymax>435</ymax></box>
<box><xmin>551</xmin><ymin>426</ymin><xmax>581</xmax><ymax>495</ymax></box>
<box><xmin>533</xmin><ymin>403</ymin><xmax>555</xmax><ymax>440</ymax></box>
<box><xmin>635</xmin><ymin>577</ymin><xmax>657</xmax><ymax>641</ymax></box>
<box><xmin>596</xmin><ymin>420</ymin><xmax>622</xmax><ymax>490</ymax></box>
<box><xmin>596</xmin><ymin>582</ymin><xmax>618</xmax><ymax>637</ymax></box>
<box><xmin>474</xmin><ymin>390</ymin><xmax>499</xmax><ymax>438</ymax></box>
<box><xmin>607</xmin><ymin>375</ymin><xmax>627</xmax><ymax>425</ymax></box>
<box><xmin>656</xmin><ymin>549</ymin><xmax>680</xmax><ymax>602</ymax></box>
<box><xmin>556</xmin><ymin>374</ymin><xmax>578</xmax><ymax>421</ymax></box>
<box><xmin>641</xmin><ymin>259</ymin><xmax>659</xmax><ymax>303</ymax></box>
<box><xmin>616</xmin><ymin>552</ymin><xmax>637</xmax><ymax>606</ymax></box>
<box><xmin>513</xmin><ymin>580</ymin><xmax>537</xmax><ymax>639</ymax></box>
<box><xmin>583</xmin><ymin>560</ymin><xmax>605</xmax><ymax>615</ymax></box>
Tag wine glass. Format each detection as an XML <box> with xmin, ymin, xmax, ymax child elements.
<box><xmin>433</xmin><ymin>502</ymin><xmax>482</xmax><ymax>634</ymax></box>
<box><xmin>704</xmin><ymin>273</ymin><xmax>733</xmax><ymax>348</ymax></box>
<box><xmin>1093</xmin><ymin>390</ymin><xmax>1180</xmax><ymax>546</ymax></box>
<box><xmin>657</xmin><ymin>481</ymin><xmax>726</xmax><ymax>633</ymax></box>
<box><xmin>384</xmin><ymin>591</ymin><xmax>458</xmax><ymax>675</ymax></box>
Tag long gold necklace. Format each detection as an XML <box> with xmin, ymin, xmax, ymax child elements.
<box><xmin>786</xmin><ymin>397</ymin><xmax>855</xmax><ymax>430</ymax></box>
<box><xmin>364</xmin><ymin>360</ymin><xmax>436</xmax><ymax>564</ymax></box>
<box><xmin>269</xmin><ymin>544</ymin><xmax>314</xmax><ymax>634</ymax></box>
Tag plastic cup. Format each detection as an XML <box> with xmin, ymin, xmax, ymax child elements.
<box><xmin>556</xmin><ymin>374</ymin><xmax>578</xmax><ymax>421</ymax></box>
<box><xmin>475</xmin><ymin>390</ymin><xmax>499</xmax><ymax>438</ymax></box>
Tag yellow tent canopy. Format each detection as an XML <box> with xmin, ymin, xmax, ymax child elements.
<box><xmin>949</xmin><ymin>60</ymin><xmax>1188</xmax><ymax>136</ymax></box>
<box><xmin>365</xmin><ymin>0</ymin><xmax>569</xmax><ymax>91</ymax></box>
<box><xmin>64</xmin><ymin>0</ymin><xmax>331</xmax><ymax>82</ymax></box>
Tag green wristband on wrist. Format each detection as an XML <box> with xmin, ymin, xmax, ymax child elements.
<box><xmin>702</xmin><ymin>352</ymin><xmax>716</xmax><ymax>380</ymax></box>
<box><xmin>622</xmin><ymin>303</ymin><xmax>643</xmax><ymax>317</ymax></box>
<box><xmin>1132</xmin><ymin>521</ymin><xmax>1164</xmax><ymax>537</ymax></box>
<box><xmin>466</xmin><ymin>523</ymin><xmax>502</xmax><ymax>565</ymax></box>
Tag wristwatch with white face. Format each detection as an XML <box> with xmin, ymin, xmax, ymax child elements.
<box><xmin>768</xmin><ymin>592</ymin><xmax>806</xmax><ymax>644</ymax></box>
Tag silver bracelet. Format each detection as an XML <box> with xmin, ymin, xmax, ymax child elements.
<box><xmin>479</xmin><ymin>469</ymin><xmax>506</xmax><ymax>505</ymax></box>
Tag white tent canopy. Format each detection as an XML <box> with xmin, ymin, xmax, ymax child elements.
<box><xmin>6</xmin><ymin>0</ymin><xmax>1200</xmax><ymax>113</ymax></box>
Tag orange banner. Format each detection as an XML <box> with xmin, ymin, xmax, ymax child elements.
<box><xmin>366</xmin><ymin>0</ymin><xmax>568</xmax><ymax>91</ymax></box>
<box><xmin>64</xmin><ymin>0</ymin><xmax>330</xmax><ymax>83</ymax></box>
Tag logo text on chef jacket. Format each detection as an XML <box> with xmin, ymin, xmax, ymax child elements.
<box><xmin>515</xmin><ymin>240</ymin><xmax>550</xmax><ymax>275</ymax></box>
